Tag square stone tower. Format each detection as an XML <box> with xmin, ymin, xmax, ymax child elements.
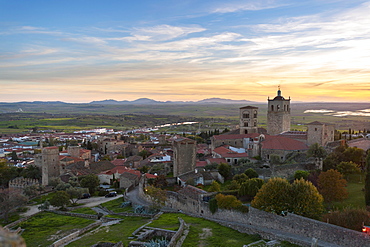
<box><xmin>172</xmin><ymin>138</ymin><xmax>196</xmax><ymax>177</ymax></box>
<box><xmin>267</xmin><ymin>88</ymin><xmax>291</xmax><ymax>135</ymax></box>
<box><xmin>239</xmin><ymin>106</ymin><xmax>258</xmax><ymax>134</ymax></box>
<box><xmin>40</xmin><ymin>146</ymin><xmax>60</xmax><ymax>186</ymax></box>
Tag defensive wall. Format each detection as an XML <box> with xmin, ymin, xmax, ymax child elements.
<box><xmin>139</xmin><ymin>183</ymin><xmax>370</xmax><ymax>247</ymax></box>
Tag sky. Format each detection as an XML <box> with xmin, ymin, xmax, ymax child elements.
<box><xmin>1</xmin><ymin>0</ymin><xmax>370</xmax><ymax>103</ymax></box>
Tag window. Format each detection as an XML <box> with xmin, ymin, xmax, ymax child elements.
<box><xmin>271</xmin><ymin>105</ymin><xmax>274</xmax><ymax>111</ymax></box>
<box><xmin>254</xmin><ymin>121</ymin><xmax>257</xmax><ymax>127</ymax></box>
<box><xmin>244</xmin><ymin>122</ymin><xmax>248</xmax><ymax>127</ymax></box>
<box><xmin>254</xmin><ymin>111</ymin><xmax>257</xmax><ymax>118</ymax></box>
<box><xmin>277</xmin><ymin>105</ymin><xmax>280</xmax><ymax>110</ymax></box>
<box><xmin>227</xmin><ymin>159</ymin><xmax>231</xmax><ymax>163</ymax></box>
<box><xmin>315</xmin><ymin>128</ymin><xmax>317</xmax><ymax>131</ymax></box>
<box><xmin>243</xmin><ymin>113</ymin><xmax>250</xmax><ymax>118</ymax></box>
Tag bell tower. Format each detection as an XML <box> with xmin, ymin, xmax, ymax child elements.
<box><xmin>239</xmin><ymin>106</ymin><xmax>258</xmax><ymax>134</ymax></box>
<box><xmin>267</xmin><ymin>87</ymin><xmax>291</xmax><ymax>135</ymax></box>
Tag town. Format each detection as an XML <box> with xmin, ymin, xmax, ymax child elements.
<box><xmin>1</xmin><ymin>89</ymin><xmax>370</xmax><ymax>246</ymax></box>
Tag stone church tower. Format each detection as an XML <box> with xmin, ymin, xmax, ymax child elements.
<box><xmin>267</xmin><ymin>87</ymin><xmax>291</xmax><ymax>135</ymax></box>
<box><xmin>239</xmin><ymin>106</ymin><xmax>258</xmax><ymax>134</ymax></box>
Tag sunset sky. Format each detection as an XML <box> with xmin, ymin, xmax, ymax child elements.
<box><xmin>1</xmin><ymin>0</ymin><xmax>370</xmax><ymax>103</ymax></box>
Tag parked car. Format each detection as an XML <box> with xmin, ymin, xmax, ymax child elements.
<box><xmin>79</xmin><ymin>193</ymin><xmax>91</xmax><ymax>199</ymax></box>
<box><xmin>105</xmin><ymin>191</ymin><xmax>117</xmax><ymax>197</ymax></box>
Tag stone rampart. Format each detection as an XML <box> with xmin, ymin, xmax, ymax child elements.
<box><xmin>247</xmin><ymin>207</ymin><xmax>370</xmax><ymax>247</ymax></box>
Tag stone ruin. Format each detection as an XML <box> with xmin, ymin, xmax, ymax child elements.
<box><xmin>8</xmin><ymin>177</ymin><xmax>39</xmax><ymax>189</ymax></box>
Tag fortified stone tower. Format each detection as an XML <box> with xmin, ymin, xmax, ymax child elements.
<box><xmin>41</xmin><ymin>146</ymin><xmax>60</xmax><ymax>186</ymax></box>
<box><xmin>267</xmin><ymin>87</ymin><xmax>291</xmax><ymax>135</ymax></box>
<box><xmin>239</xmin><ymin>106</ymin><xmax>258</xmax><ymax>134</ymax></box>
<box><xmin>172</xmin><ymin>138</ymin><xmax>196</xmax><ymax>177</ymax></box>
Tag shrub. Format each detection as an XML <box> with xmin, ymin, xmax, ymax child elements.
<box><xmin>215</xmin><ymin>194</ymin><xmax>242</xmax><ymax>209</ymax></box>
<box><xmin>323</xmin><ymin>208</ymin><xmax>370</xmax><ymax>231</ymax></box>
<box><xmin>209</xmin><ymin>198</ymin><xmax>218</xmax><ymax>214</ymax></box>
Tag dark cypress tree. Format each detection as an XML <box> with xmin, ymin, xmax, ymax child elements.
<box><xmin>365</xmin><ymin>152</ymin><xmax>370</xmax><ymax>206</ymax></box>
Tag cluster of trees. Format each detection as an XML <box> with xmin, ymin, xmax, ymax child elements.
<box><xmin>0</xmin><ymin>160</ymin><xmax>41</xmax><ymax>188</ymax></box>
<box><xmin>251</xmin><ymin>177</ymin><xmax>324</xmax><ymax>219</ymax></box>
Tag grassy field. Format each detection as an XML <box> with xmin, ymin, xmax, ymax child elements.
<box><xmin>148</xmin><ymin>212</ymin><xmax>261</xmax><ymax>247</ymax></box>
<box><xmin>331</xmin><ymin>174</ymin><xmax>366</xmax><ymax>210</ymax></box>
<box><xmin>0</xmin><ymin>101</ymin><xmax>369</xmax><ymax>134</ymax></box>
<box><xmin>18</xmin><ymin>212</ymin><xmax>94</xmax><ymax>247</ymax></box>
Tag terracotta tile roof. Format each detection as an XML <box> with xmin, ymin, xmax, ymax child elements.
<box><xmin>196</xmin><ymin>161</ymin><xmax>207</xmax><ymax>167</ymax></box>
<box><xmin>178</xmin><ymin>185</ymin><xmax>208</xmax><ymax>200</ymax></box>
<box><xmin>347</xmin><ymin>139</ymin><xmax>370</xmax><ymax>151</ymax></box>
<box><xmin>111</xmin><ymin>159</ymin><xmax>126</xmax><ymax>166</ymax></box>
<box><xmin>240</xmin><ymin>106</ymin><xmax>258</xmax><ymax>109</ymax></box>
<box><xmin>145</xmin><ymin>173</ymin><xmax>158</xmax><ymax>179</ymax></box>
<box><xmin>262</xmin><ymin>135</ymin><xmax>308</xmax><ymax>151</ymax></box>
<box><xmin>213</xmin><ymin>146</ymin><xmax>249</xmax><ymax>158</ymax></box>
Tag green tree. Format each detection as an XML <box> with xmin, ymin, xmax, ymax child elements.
<box><xmin>318</xmin><ymin>169</ymin><xmax>348</xmax><ymax>202</ymax></box>
<box><xmin>0</xmin><ymin>188</ymin><xmax>28</xmax><ymax>222</ymax></box>
<box><xmin>343</xmin><ymin>147</ymin><xmax>364</xmax><ymax>165</ymax></box>
<box><xmin>307</xmin><ymin>143</ymin><xmax>327</xmax><ymax>159</ymax></box>
<box><xmin>145</xmin><ymin>185</ymin><xmax>167</xmax><ymax>209</ymax></box>
<box><xmin>252</xmin><ymin>177</ymin><xmax>324</xmax><ymax>219</ymax></box>
<box><xmin>291</xmin><ymin>178</ymin><xmax>324</xmax><ymax>219</ymax></box>
<box><xmin>244</xmin><ymin>168</ymin><xmax>258</xmax><ymax>178</ymax></box>
<box><xmin>209</xmin><ymin>198</ymin><xmax>218</xmax><ymax>214</ymax></box>
<box><xmin>50</xmin><ymin>191</ymin><xmax>70</xmax><ymax>210</ymax></box>
<box><xmin>215</xmin><ymin>194</ymin><xmax>242</xmax><ymax>209</ymax></box>
<box><xmin>138</xmin><ymin>149</ymin><xmax>150</xmax><ymax>159</ymax></box>
<box><xmin>208</xmin><ymin>180</ymin><xmax>221</xmax><ymax>192</ymax></box>
<box><xmin>20</xmin><ymin>165</ymin><xmax>42</xmax><ymax>180</ymax></box>
<box><xmin>80</xmin><ymin>174</ymin><xmax>100</xmax><ymax>194</ymax></box>
<box><xmin>66</xmin><ymin>187</ymin><xmax>88</xmax><ymax>204</ymax></box>
<box><xmin>227</xmin><ymin>180</ymin><xmax>241</xmax><ymax>190</ymax></box>
<box><xmin>365</xmin><ymin>152</ymin><xmax>370</xmax><ymax>206</ymax></box>
<box><xmin>218</xmin><ymin>163</ymin><xmax>231</xmax><ymax>180</ymax></box>
<box><xmin>239</xmin><ymin>178</ymin><xmax>264</xmax><ymax>198</ymax></box>
<box><xmin>251</xmin><ymin>177</ymin><xmax>291</xmax><ymax>214</ymax></box>
<box><xmin>23</xmin><ymin>184</ymin><xmax>40</xmax><ymax>198</ymax></box>
<box><xmin>232</xmin><ymin>173</ymin><xmax>248</xmax><ymax>184</ymax></box>
<box><xmin>337</xmin><ymin>161</ymin><xmax>361</xmax><ymax>180</ymax></box>
<box><xmin>294</xmin><ymin>170</ymin><xmax>310</xmax><ymax>180</ymax></box>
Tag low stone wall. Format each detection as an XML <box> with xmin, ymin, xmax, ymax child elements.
<box><xmin>167</xmin><ymin>217</ymin><xmax>186</xmax><ymax>247</ymax></box>
<box><xmin>51</xmin><ymin>221</ymin><xmax>102</xmax><ymax>247</ymax></box>
<box><xmin>4</xmin><ymin>212</ymin><xmax>42</xmax><ymax>230</ymax></box>
<box><xmin>44</xmin><ymin>209</ymin><xmax>98</xmax><ymax>220</ymax></box>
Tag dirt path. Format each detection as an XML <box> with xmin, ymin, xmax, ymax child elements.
<box><xmin>198</xmin><ymin>228</ymin><xmax>212</xmax><ymax>247</ymax></box>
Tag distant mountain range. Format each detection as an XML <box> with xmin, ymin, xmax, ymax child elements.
<box><xmin>89</xmin><ymin>98</ymin><xmax>257</xmax><ymax>105</ymax></box>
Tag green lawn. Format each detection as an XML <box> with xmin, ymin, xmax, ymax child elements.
<box><xmin>331</xmin><ymin>174</ymin><xmax>365</xmax><ymax>210</ymax></box>
<box><xmin>148</xmin><ymin>213</ymin><xmax>261</xmax><ymax>247</ymax></box>
<box><xmin>66</xmin><ymin>216</ymin><xmax>150</xmax><ymax>247</ymax></box>
<box><xmin>101</xmin><ymin>197</ymin><xmax>134</xmax><ymax>213</ymax></box>
<box><xmin>70</xmin><ymin>207</ymin><xmax>97</xmax><ymax>214</ymax></box>
<box><xmin>18</xmin><ymin>212</ymin><xmax>94</xmax><ymax>247</ymax></box>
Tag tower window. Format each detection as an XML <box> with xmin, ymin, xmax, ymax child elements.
<box><xmin>243</xmin><ymin>113</ymin><xmax>250</xmax><ymax>118</ymax></box>
<box><xmin>271</xmin><ymin>105</ymin><xmax>274</xmax><ymax>111</ymax></box>
<box><xmin>244</xmin><ymin>122</ymin><xmax>248</xmax><ymax>127</ymax></box>
<box><xmin>254</xmin><ymin>121</ymin><xmax>257</xmax><ymax>127</ymax></box>
<box><xmin>254</xmin><ymin>111</ymin><xmax>257</xmax><ymax>118</ymax></box>
<box><xmin>277</xmin><ymin>105</ymin><xmax>280</xmax><ymax>111</ymax></box>
<box><xmin>284</xmin><ymin>105</ymin><xmax>286</xmax><ymax>111</ymax></box>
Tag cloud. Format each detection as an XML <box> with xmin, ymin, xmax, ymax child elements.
<box><xmin>133</xmin><ymin>24</ymin><xmax>206</xmax><ymax>41</ymax></box>
<box><xmin>212</xmin><ymin>0</ymin><xmax>284</xmax><ymax>13</ymax></box>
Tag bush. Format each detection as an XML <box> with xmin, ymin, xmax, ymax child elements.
<box><xmin>323</xmin><ymin>208</ymin><xmax>370</xmax><ymax>231</ymax></box>
<box><xmin>209</xmin><ymin>198</ymin><xmax>218</xmax><ymax>214</ymax></box>
<box><xmin>244</xmin><ymin>168</ymin><xmax>258</xmax><ymax>179</ymax></box>
<box><xmin>215</xmin><ymin>194</ymin><xmax>242</xmax><ymax>209</ymax></box>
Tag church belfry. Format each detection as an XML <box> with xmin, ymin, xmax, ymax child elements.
<box><xmin>267</xmin><ymin>87</ymin><xmax>291</xmax><ymax>135</ymax></box>
<box><xmin>239</xmin><ymin>106</ymin><xmax>258</xmax><ymax>134</ymax></box>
